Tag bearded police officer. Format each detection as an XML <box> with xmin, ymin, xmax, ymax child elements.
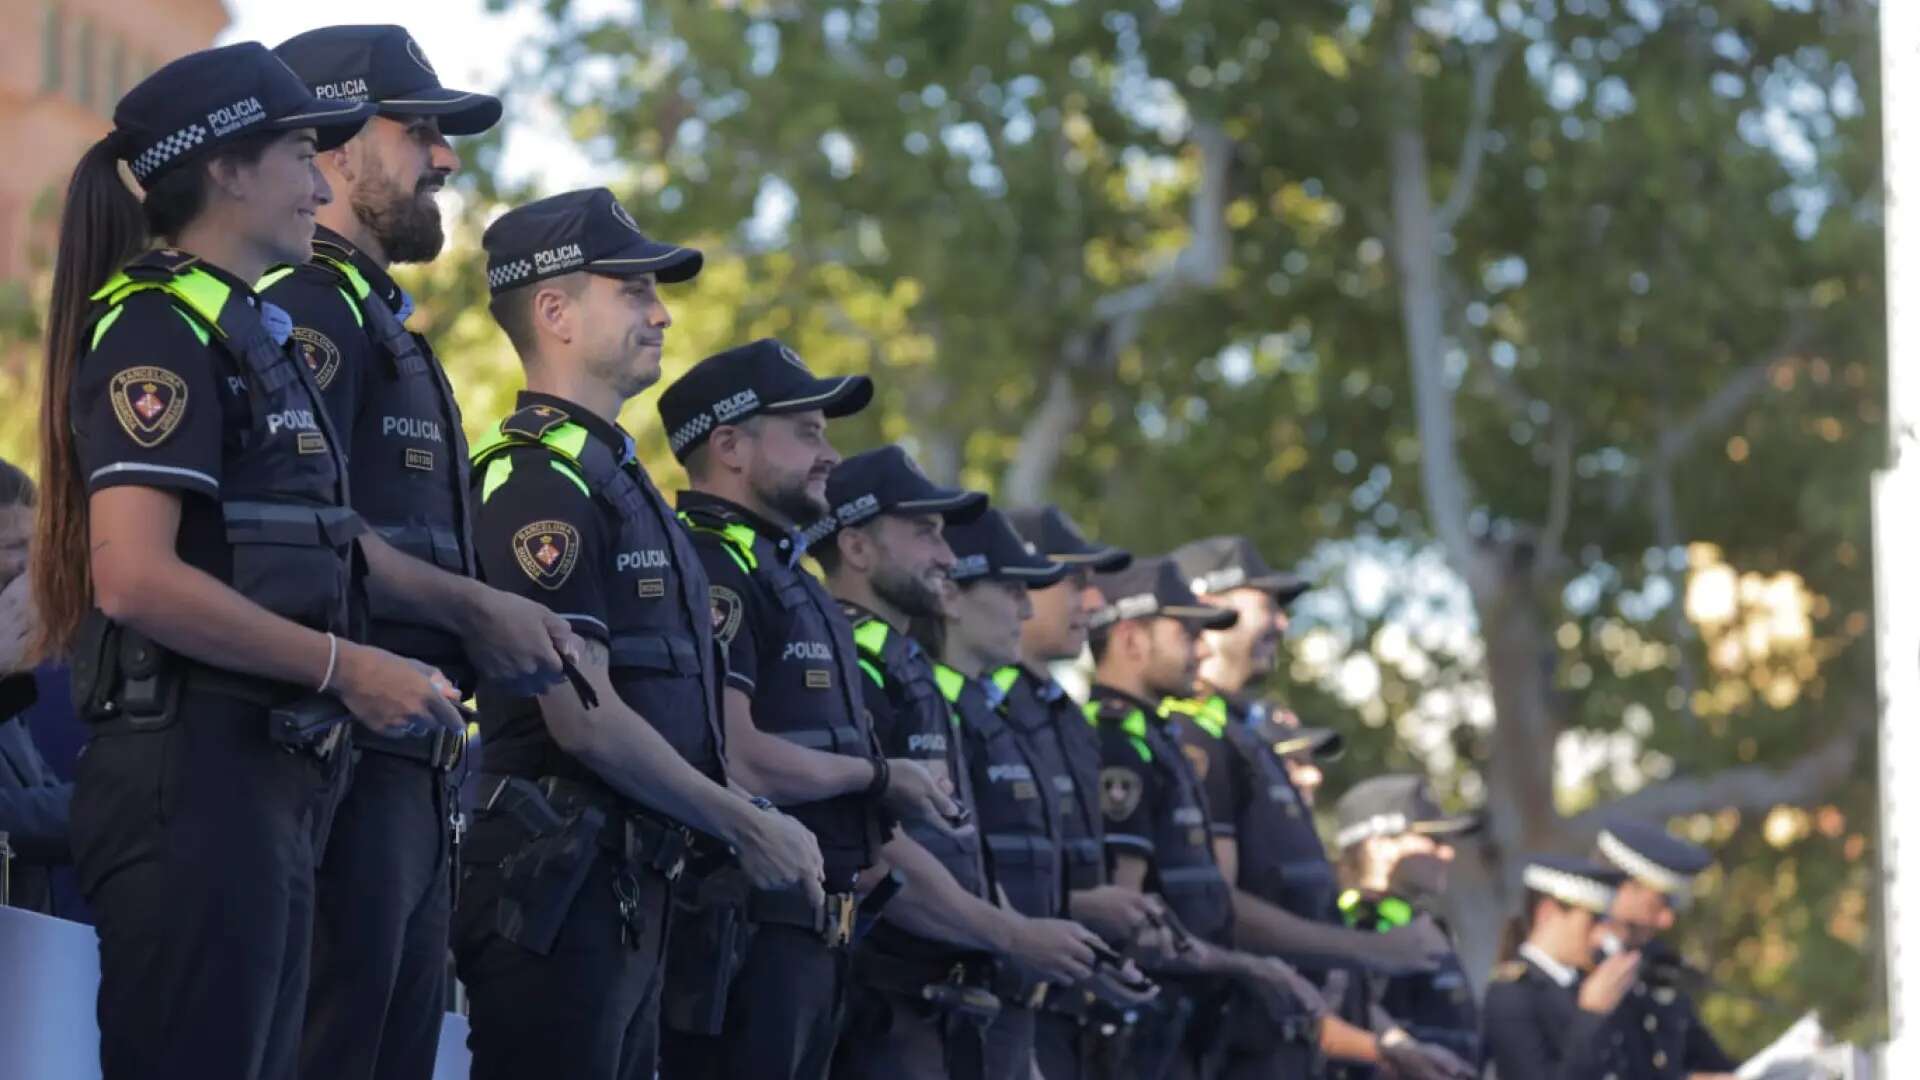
<box><xmin>1328</xmin><ymin>776</ymin><xmax>1482</xmax><ymax>1080</ymax></box>
<box><xmin>1482</xmin><ymin>856</ymin><xmax>1644</xmax><ymax>1080</ymax></box>
<box><xmin>1163</xmin><ymin>536</ymin><xmax>1452</xmax><ymax>1077</ymax></box>
<box><xmin>262</xmin><ymin>27</ymin><xmax>560</xmax><ymax>1080</ymax></box>
<box><xmin>813</xmin><ymin>450</ymin><xmax>1104</xmax><ymax>1079</ymax></box>
<box><xmin>455</xmin><ymin>189</ymin><xmax>823</xmax><ymax>1080</ymax></box>
<box><xmin>1083</xmin><ymin>557</ymin><xmax>1335</xmax><ymax>1080</ymax></box>
<box><xmin>651</xmin><ymin>341</ymin><xmax>959</xmax><ymax>1080</ymax></box>
<box><xmin>1001</xmin><ymin>506</ymin><xmax>1163</xmax><ymax>1079</ymax></box>
<box><xmin>1592</xmin><ymin>823</ymin><xmax>1739</xmax><ymax>1080</ymax></box>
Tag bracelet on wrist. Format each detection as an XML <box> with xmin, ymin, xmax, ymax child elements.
<box><xmin>864</xmin><ymin>755</ymin><xmax>891</xmax><ymax>801</ymax></box>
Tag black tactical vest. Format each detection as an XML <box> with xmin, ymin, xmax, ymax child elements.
<box><xmin>678</xmin><ymin>501</ymin><xmax>886</xmax><ymax>878</ymax></box>
<box><xmin>471</xmin><ymin>404</ymin><xmax>724</xmax><ymax>786</ymax></box>
<box><xmin>1086</xmin><ymin>695</ymin><xmax>1233</xmax><ymax>945</ymax></box>
<box><xmin>943</xmin><ymin>665</ymin><xmax>1062</xmax><ymax>919</ymax></box>
<box><xmin>89</xmin><ymin>250</ymin><xmax>361</xmax><ymax>637</ymax></box>
<box><xmin>998</xmin><ymin>667</ymin><xmax>1107</xmax><ymax>892</ymax></box>
<box><xmin>307</xmin><ymin>248</ymin><xmax>474</xmax><ymax>674</ymax></box>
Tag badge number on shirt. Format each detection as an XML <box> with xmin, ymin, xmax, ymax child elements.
<box><xmin>513</xmin><ymin>520</ymin><xmax>581</xmax><ymax>590</ymax></box>
<box><xmin>109</xmin><ymin>366</ymin><xmax>188</xmax><ymax>447</ymax></box>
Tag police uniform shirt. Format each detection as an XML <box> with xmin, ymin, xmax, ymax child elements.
<box><xmin>75</xmin><ymin>259</ymin><xmax>319</xmax><ymax>585</ymax></box>
<box><xmin>1610</xmin><ymin>965</ymin><xmax>1738</xmax><ymax>1079</ymax></box>
<box><xmin>844</xmin><ymin>600</ymin><xmax>966</xmax><ymax>801</ymax></box>
<box><xmin>1481</xmin><ymin>946</ymin><xmax>1628</xmax><ymax>1080</ymax></box>
<box><xmin>471</xmin><ymin>391</ymin><xmax>720</xmax><ymax>780</ymax></box>
<box><xmin>260</xmin><ymin>226</ymin><xmax>472</xmax><ymax>672</ymax></box>
<box><xmin>1000</xmin><ymin>665</ymin><xmax>1107</xmax><ymax>892</ymax></box>
<box><xmin>1087</xmin><ymin>683</ymin><xmax>1232</xmax><ymax>945</ymax></box>
<box><xmin>675</xmin><ymin>489</ymin><xmax>890</xmax><ymax>887</ymax></box>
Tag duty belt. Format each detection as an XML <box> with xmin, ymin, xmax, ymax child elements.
<box><xmin>357</xmin><ymin>725</ymin><xmax>466</xmax><ymax>771</ymax></box>
<box><xmin>475</xmin><ymin>773</ymin><xmax>691</xmax><ymax>881</ymax></box>
<box><xmin>853</xmin><ymin>950</ymin><xmax>1002</xmax><ymax>1023</ymax></box>
<box><xmin>748</xmin><ymin>885</ymin><xmax>858</xmax><ymax>948</ymax></box>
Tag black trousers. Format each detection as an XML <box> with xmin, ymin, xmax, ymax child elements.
<box><xmin>660</xmin><ymin>923</ymin><xmax>849</xmax><ymax>1080</ymax></box>
<box><xmin>983</xmin><ymin>1004</ymin><xmax>1037</xmax><ymax>1079</ymax></box>
<box><xmin>71</xmin><ymin>690</ymin><xmax>346</xmax><ymax>1080</ymax></box>
<box><xmin>831</xmin><ymin>983</ymin><xmax>986</xmax><ymax>1080</ymax></box>
<box><xmin>453</xmin><ymin>849</ymin><xmax>671</xmax><ymax>1080</ymax></box>
<box><xmin>1034</xmin><ymin>1013</ymin><xmax>1086</xmax><ymax>1080</ymax></box>
<box><xmin>301</xmin><ymin>749</ymin><xmax>451</xmax><ymax>1080</ymax></box>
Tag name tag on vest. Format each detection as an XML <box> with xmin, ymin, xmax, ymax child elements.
<box><xmin>296</xmin><ymin>432</ymin><xmax>327</xmax><ymax>455</ymax></box>
<box><xmin>404</xmin><ymin>448</ymin><xmax>434</xmax><ymax>471</ymax></box>
<box><xmin>805</xmin><ymin>669</ymin><xmax>831</xmax><ymax>689</ymax></box>
<box><xmin>637</xmin><ymin>578</ymin><xmax>665</xmax><ymax>599</ymax></box>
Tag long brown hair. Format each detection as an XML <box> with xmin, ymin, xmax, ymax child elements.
<box><xmin>32</xmin><ymin>137</ymin><xmax>146</xmax><ymax>661</ymax></box>
<box><xmin>31</xmin><ymin>133</ymin><xmax>277</xmax><ymax>660</ymax></box>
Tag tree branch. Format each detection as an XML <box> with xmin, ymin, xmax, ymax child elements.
<box><xmin>1562</xmin><ymin>708</ymin><xmax>1867</xmax><ymax>840</ymax></box>
<box><xmin>1646</xmin><ymin>460</ymin><xmax>1704</xmax><ymax>732</ymax></box>
<box><xmin>1433</xmin><ymin>41</ymin><xmax>1511</xmax><ymax>235</ymax></box>
<box><xmin>1535</xmin><ymin>419</ymin><xmax>1576</xmax><ymax>581</ymax></box>
<box><xmin>1653</xmin><ymin>359</ymin><xmax>1780</xmax><ymax>467</ymax></box>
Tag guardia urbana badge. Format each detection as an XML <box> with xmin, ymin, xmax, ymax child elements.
<box><xmin>514</xmin><ymin>520</ymin><xmax>581</xmax><ymax>589</ymax></box>
<box><xmin>109</xmin><ymin>366</ymin><xmax>188</xmax><ymax>447</ymax></box>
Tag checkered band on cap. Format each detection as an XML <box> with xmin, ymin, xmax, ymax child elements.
<box><xmin>130</xmin><ymin>124</ymin><xmax>209</xmax><ymax>182</ymax></box>
<box><xmin>487</xmin><ymin>259</ymin><xmax>534</xmax><ymax>291</ymax></box>
<box><xmin>1522</xmin><ymin>864</ymin><xmax>1616</xmax><ymax>914</ymax></box>
<box><xmin>668</xmin><ymin>413</ymin><xmax>714</xmax><ymax>455</ymax></box>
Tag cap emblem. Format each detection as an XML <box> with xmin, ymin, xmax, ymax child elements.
<box><xmin>778</xmin><ymin>344</ymin><xmax>811</xmax><ymax>373</ymax></box>
<box><xmin>611</xmin><ymin>200</ymin><xmax>644</xmax><ymax>235</ymax></box>
<box><xmin>406</xmin><ymin>38</ymin><xmax>438</xmax><ymax>76</ymax></box>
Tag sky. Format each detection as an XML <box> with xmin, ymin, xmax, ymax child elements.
<box><xmin>219</xmin><ymin>0</ymin><xmax>599</xmax><ymax>192</ymax></box>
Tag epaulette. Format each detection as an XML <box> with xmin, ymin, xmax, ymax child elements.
<box><xmin>1491</xmin><ymin>960</ymin><xmax>1528</xmax><ymax>983</ymax></box>
<box><xmin>122</xmin><ymin>247</ymin><xmax>202</xmax><ymax>281</ymax></box>
<box><xmin>501</xmin><ymin>402</ymin><xmax>573</xmax><ymax>441</ymax></box>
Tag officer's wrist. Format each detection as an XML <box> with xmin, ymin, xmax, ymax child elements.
<box><xmin>864</xmin><ymin>756</ymin><xmax>891</xmax><ymax>801</ymax></box>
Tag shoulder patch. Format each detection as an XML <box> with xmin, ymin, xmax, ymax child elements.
<box><xmin>513</xmin><ymin>520</ymin><xmax>581</xmax><ymax>590</ymax></box>
<box><xmin>1492</xmin><ymin>960</ymin><xmax>1527</xmax><ymax>983</ymax></box>
<box><xmin>1181</xmin><ymin>741</ymin><xmax>1212</xmax><ymax>782</ymax></box>
<box><xmin>291</xmin><ymin>327</ymin><xmax>341</xmax><ymax>389</ymax></box>
<box><xmin>503</xmin><ymin>403</ymin><xmax>571</xmax><ymax>441</ymax></box>
<box><xmin>711</xmin><ymin>585</ymin><xmax>745</xmax><ymax>646</ymax></box>
<box><xmin>110</xmin><ymin>366</ymin><xmax>189</xmax><ymax>447</ymax></box>
<box><xmin>1101</xmin><ymin>766</ymin><xmax>1144</xmax><ymax>822</ymax></box>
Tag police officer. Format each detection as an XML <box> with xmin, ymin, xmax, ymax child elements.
<box><xmin>926</xmin><ymin>509</ymin><xmax>1158</xmax><ymax>1078</ymax></box>
<box><xmin>651</xmin><ymin>340</ymin><xmax>959</xmax><ymax>1080</ymax></box>
<box><xmin>1164</xmin><ymin>536</ymin><xmax>1454</xmax><ymax>1077</ymax></box>
<box><xmin>813</xmin><ymin>450</ymin><xmax>1105</xmax><ymax>1079</ymax></box>
<box><xmin>1330</xmin><ymin>775</ymin><xmax>1483</xmax><ymax>1078</ymax></box>
<box><xmin>1001</xmin><ymin>505</ymin><xmax>1164</xmax><ymax>1079</ymax></box>
<box><xmin>262</xmin><ymin>27</ymin><xmax>570</xmax><ymax>1080</ymax></box>
<box><xmin>455</xmin><ymin>188</ymin><xmax>823</xmax><ymax>1080</ymax></box>
<box><xmin>1592</xmin><ymin>823</ymin><xmax>1740</xmax><ymax>1080</ymax></box>
<box><xmin>1481</xmin><ymin>856</ymin><xmax>1643</xmax><ymax>1080</ymax></box>
<box><xmin>32</xmin><ymin>45</ymin><xmax>477</xmax><ymax>1078</ymax></box>
<box><xmin>1083</xmin><ymin>557</ymin><xmax>1332</xmax><ymax>1080</ymax></box>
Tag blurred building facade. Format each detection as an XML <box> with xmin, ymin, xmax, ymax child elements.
<box><xmin>0</xmin><ymin>0</ymin><xmax>229</xmax><ymax>283</ymax></box>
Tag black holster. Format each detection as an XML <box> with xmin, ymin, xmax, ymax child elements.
<box><xmin>71</xmin><ymin>611</ymin><xmax>181</xmax><ymax>731</ymax></box>
<box><xmin>467</xmin><ymin>775</ymin><xmax>605</xmax><ymax>956</ymax></box>
<box><xmin>661</xmin><ymin>869</ymin><xmax>753</xmax><ymax>1035</ymax></box>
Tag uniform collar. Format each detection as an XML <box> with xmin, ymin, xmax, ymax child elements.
<box><xmin>677</xmin><ymin>489</ymin><xmax>811</xmax><ymax>567</ymax></box>
<box><xmin>312</xmin><ymin>224</ymin><xmax>407</xmax><ymax>314</ymax></box>
<box><xmin>1017</xmin><ymin>663</ymin><xmax>1068</xmax><ymax>703</ymax></box>
<box><xmin>1089</xmin><ymin>682</ymin><xmax>1162</xmax><ymax>721</ymax></box>
<box><xmin>515</xmin><ymin>390</ymin><xmax>636</xmax><ymax>464</ymax></box>
<box><xmin>1519</xmin><ymin>943</ymin><xmax>1579</xmax><ymax>989</ymax></box>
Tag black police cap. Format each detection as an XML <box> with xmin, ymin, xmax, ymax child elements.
<box><xmin>819</xmin><ymin>446</ymin><xmax>986</xmax><ymax>538</ymax></box>
<box><xmin>1170</xmin><ymin>534</ymin><xmax>1308</xmax><ymax>604</ymax></box>
<box><xmin>112</xmin><ymin>42</ymin><xmax>376</xmax><ymax>187</ymax></box>
<box><xmin>1088</xmin><ymin>557</ymin><xmax>1238</xmax><ymax>632</ymax></box>
<box><xmin>946</xmin><ymin>509</ymin><xmax>1066</xmax><ymax>588</ymax></box>
<box><xmin>658</xmin><ymin>338</ymin><xmax>874</xmax><ymax>461</ymax></box>
<box><xmin>482</xmin><ymin>188</ymin><xmax>702</xmax><ymax>296</ymax></box>
<box><xmin>1597</xmin><ymin>821</ymin><xmax>1713</xmax><ymax>898</ymax></box>
<box><xmin>1521</xmin><ymin>855</ymin><xmax>1626</xmax><ymax>915</ymax></box>
<box><xmin>275</xmin><ymin>25</ymin><xmax>503</xmax><ymax>137</ymax></box>
<box><xmin>1004</xmin><ymin>505</ymin><xmax>1130</xmax><ymax>573</ymax></box>
<box><xmin>1334</xmin><ymin>773</ymin><xmax>1482</xmax><ymax>849</ymax></box>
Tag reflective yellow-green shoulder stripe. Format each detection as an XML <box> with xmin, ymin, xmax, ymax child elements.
<box><xmin>257</xmin><ymin>263</ymin><xmax>363</xmax><ymax>327</ymax></box>
<box><xmin>859</xmin><ymin>658</ymin><xmax>885</xmax><ymax>687</ymax></box>
<box><xmin>1162</xmin><ymin>695</ymin><xmax>1227</xmax><ymax>739</ymax></box>
<box><xmin>853</xmin><ymin>619</ymin><xmax>890</xmax><ymax>657</ymax></box>
<box><xmin>933</xmin><ymin>663</ymin><xmax>966</xmax><ymax>704</ymax></box>
<box><xmin>480</xmin><ymin>457</ymin><xmax>514</xmax><ymax>503</ymax></box>
<box><xmin>676</xmin><ymin>513</ymin><xmax>758</xmax><ymax>576</ymax></box>
<box><xmin>257</xmin><ymin>266</ymin><xmax>297</xmax><ymax>292</ymax></box>
<box><xmin>89</xmin><ymin>306</ymin><xmax>125</xmax><ymax>349</ymax></box>
<box><xmin>542</xmin><ymin>422</ymin><xmax>590</xmax><ymax>461</ymax></box>
<box><xmin>92</xmin><ymin>267</ymin><xmax>232</xmax><ymax>332</ymax></box>
<box><xmin>1082</xmin><ymin>700</ymin><xmax>1151</xmax><ymax>762</ymax></box>
<box><xmin>310</xmin><ymin>253</ymin><xmax>370</xmax><ymax>328</ymax></box>
<box><xmin>991</xmin><ymin>666</ymin><xmax>1020</xmax><ymax>695</ymax></box>
<box><xmin>550</xmin><ymin>459</ymin><xmax>588</xmax><ymax>497</ymax></box>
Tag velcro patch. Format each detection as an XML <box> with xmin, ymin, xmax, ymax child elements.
<box><xmin>1100</xmin><ymin>767</ymin><xmax>1143</xmax><ymax>822</ymax></box>
<box><xmin>296</xmin><ymin>432</ymin><xmax>327</xmax><ymax>455</ymax></box>
<box><xmin>513</xmin><ymin>520</ymin><xmax>580</xmax><ymax>590</ymax></box>
<box><xmin>805</xmin><ymin>669</ymin><xmax>831</xmax><ymax>689</ymax></box>
<box><xmin>636</xmin><ymin>577</ymin><xmax>665</xmax><ymax>599</ymax></box>
<box><xmin>404</xmin><ymin>448</ymin><xmax>434</xmax><ymax>471</ymax></box>
<box><xmin>710</xmin><ymin>586</ymin><xmax>744</xmax><ymax>646</ymax></box>
<box><xmin>109</xmin><ymin>366</ymin><xmax>188</xmax><ymax>447</ymax></box>
<box><xmin>291</xmin><ymin>327</ymin><xmax>341</xmax><ymax>389</ymax></box>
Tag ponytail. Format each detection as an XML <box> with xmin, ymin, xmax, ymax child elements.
<box><xmin>1495</xmin><ymin>888</ymin><xmax>1548</xmax><ymax>962</ymax></box>
<box><xmin>31</xmin><ymin>136</ymin><xmax>146</xmax><ymax>661</ymax></box>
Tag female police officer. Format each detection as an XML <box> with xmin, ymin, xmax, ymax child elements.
<box><xmin>32</xmin><ymin>44</ymin><xmax>480</xmax><ymax>1079</ymax></box>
